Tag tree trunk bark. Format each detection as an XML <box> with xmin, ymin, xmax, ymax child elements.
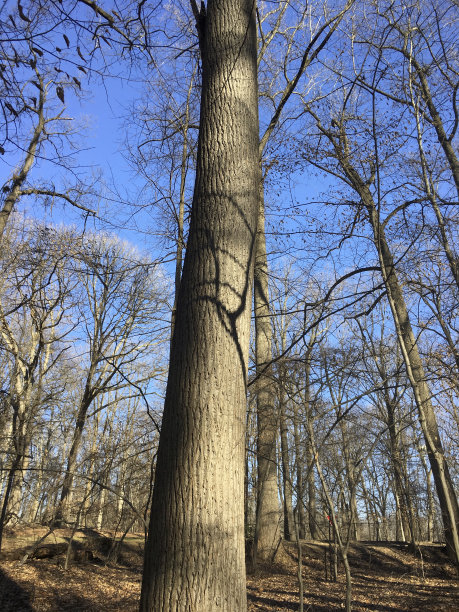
<box><xmin>140</xmin><ymin>1</ymin><xmax>260</xmax><ymax>609</ymax></box>
<box><xmin>253</xmin><ymin>186</ymin><xmax>281</xmax><ymax>565</ymax></box>
<box><xmin>306</xmin><ymin>440</ymin><xmax>317</xmax><ymax>539</ymax></box>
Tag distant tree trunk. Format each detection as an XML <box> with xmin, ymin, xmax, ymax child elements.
<box><xmin>306</xmin><ymin>441</ymin><xmax>317</xmax><ymax>539</ymax></box>
<box><xmin>304</xmin><ymin>346</ymin><xmax>316</xmax><ymax>540</ymax></box>
<box><xmin>417</xmin><ymin>439</ymin><xmax>436</xmax><ymax>542</ymax></box>
<box><xmin>308</xmin><ymin>416</ymin><xmax>353</xmax><ymax>612</ymax></box>
<box><xmin>369</xmin><ymin>205</ymin><xmax>459</xmax><ymax>564</ymax></box>
<box><xmin>80</xmin><ymin>416</ymin><xmax>99</xmax><ymax>528</ymax></box>
<box><xmin>140</xmin><ymin>1</ymin><xmax>260</xmax><ymax>609</ymax></box>
<box><xmin>338</xmin><ymin>418</ymin><xmax>360</xmax><ymax>542</ymax></box>
<box><xmin>347</xmin><ymin>478</ymin><xmax>359</xmax><ymax>542</ymax></box>
<box><xmin>96</xmin><ymin>486</ymin><xmax>106</xmax><ymax>531</ymax></box>
<box><xmin>253</xmin><ymin>186</ymin><xmax>281</xmax><ymax>565</ymax></box>
<box><xmin>170</xmin><ymin>68</ymin><xmax>196</xmax><ymax>336</ymax></box>
<box><xmin>55</xmin><ymin>390</ymin><xmax>92</xmax><ymax>525</ymax></box>
<box><xmin>26</xmin><ymin>427</ymin><xmax>50</xmax><ymax>524</ymax></box>
<box><xmin>293</xmin><ymin>402</ymin><xmax>306</xmax><ymax>540</ymax></box>
<box><xmin>0</xmin><ymin>391</ymin><xmax>29</xmax><ymax>550</ymax></box>
<box><xmin>320</xmin><ymin>113</ymin><xmax>459</xmax><ymax>565</ymax></box>
<box><xmin>279</xmin><ymin>377</ymin><xmax>294</xmax><ymax>541</ymax></box>
<box><xmin>386</xmin><ymin>400</ymin><xmax>414</xmax><ymax>545</ymax></box>
<box><xmin>245</xmin><ymin>399</ymin><xmax>257</xmax><ymax>538</ymax></box>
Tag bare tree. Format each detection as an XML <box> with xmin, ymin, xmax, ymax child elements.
<box><xmin>0</xmin><ymin>220</ymin><xmax>77</xmax><ymax>549</ymax></box>
<box><xmin>303</xmin><ymin>83</ymin><xmax>459</xmax><ymax>563</ymax></box>
<box><xmin>55</xmin><ymin>232</ymin><xmax>166</xmax><ymax>525</ymax></box>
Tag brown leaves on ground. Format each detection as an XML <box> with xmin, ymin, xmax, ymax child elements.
<box><xmin>248</xmin><ymin>541</ymin><xmax>459</xmax><ymax>611</ymax></box>
<box><xmin>0</xmin><ymin>560</ymin><xmax>141</xmax><ymax>611</ymax></box>
<box><xmin>1</xmin><ymin>526</ymin><xmax>458</xmax><ymax>610</ymax></box>
<box><xmin>0</xmin><ymin>525</ymin><xmax>142</xmax><ymax>611</ymax></box>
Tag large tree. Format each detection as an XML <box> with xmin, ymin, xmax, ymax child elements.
<box><xmin>139</xmin><ymin>1</ymin><xmax>260</xmax><ymax>610</ymax></box>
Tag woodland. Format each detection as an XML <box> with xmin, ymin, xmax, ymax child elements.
<box><xmin>0</xmin><ymin>1</ymin><xmax>458</xmax><ymax>611</ymax></box>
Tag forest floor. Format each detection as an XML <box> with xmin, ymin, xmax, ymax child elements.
<box><xmin>0</xmin><ymin>525</ymin><xmax>458</xmax><ymax>611</ymax></box>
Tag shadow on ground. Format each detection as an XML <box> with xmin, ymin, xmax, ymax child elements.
<box><xmin>0</xmin><ymin>567</ymin><xmax>34</xmax><ymax>611</ymax></box>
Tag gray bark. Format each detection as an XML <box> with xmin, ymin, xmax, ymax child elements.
<box><xmin>140</xmin><ymin>1</ymin><xmax>260</xmax><ymax>609</ymax></box>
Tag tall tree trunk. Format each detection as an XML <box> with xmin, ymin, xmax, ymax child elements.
<box><xmin>245</xmin><ymin>399</ymin><xmax>257</xmax><ymax>539</ymax></box>
<box><xmin>80</xmin><ymin>416</ymin><xmax>99</xmax><ymax>528</ymax></box>
<box><xmin>8</xmin><ymin>450</ymin><xmax>31</xmax><ymax>523</ymax></box>
<box><xmin>324</xmin><ymin>115</ymin><xmax>459</xmax><ymax>565</ymax></box>
<box><xmin>347</xmin><ymin>476</ymin><xmax>359</xmax><ymax>542</ymax></box>
<box><xmin>27</xmin><ymin>426</ymin><xmax>50</xmax><ymax>524</ymax></box>
<box><xmin>253</xmin><ymin>186</ymin><xmax>281</xmax><ymax>565</ymax></box>
<box><xmin>140</xmin><ymin>1</ymin><xmax>260</xmax><ymax>609</ymax></box>
<box><xmin>279</xmin><ymin>377</ymin><xmax>294</xmax><ymax>541</ymax></box>
<box><xmin>369</xmin><ymin>205</ymin><xmax>459</xmax><ymax>565</ymax></box>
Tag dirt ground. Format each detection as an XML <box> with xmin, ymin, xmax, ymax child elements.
<box><xmin>0</xmin><ymin>525</ymin><xmax>458</xmax><ymax>611</ymax></box>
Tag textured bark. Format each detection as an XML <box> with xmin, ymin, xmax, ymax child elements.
<box><xmin>0</xmin><ymin>313</ymin><xmax>45</xmax><ymax>548</ymax></box>
<box><xmin>253</xmin><ymin>188</ymin><xmax>281</xmax><ymax>564</ymax></box>
<box><xmin>140</xmin><ymin>1</ymin><xmax>260</xmax><ymax>609</ymax></box>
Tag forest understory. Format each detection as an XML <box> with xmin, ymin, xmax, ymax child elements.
<box><xmin>0</xmin><ymin>525</ymin><xmax>457</xmax><ymax>611</ymax></box>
